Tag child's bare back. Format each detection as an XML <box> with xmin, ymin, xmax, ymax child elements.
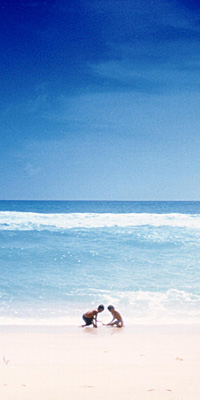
<box><xmin>81</xmin><ymin>305</ymin><xmax>104</xmax><ymax>328</ymax></box>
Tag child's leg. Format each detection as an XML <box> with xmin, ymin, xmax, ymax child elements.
<box><xmin>109</xmin><ymin>320</ymin><xmax>117</xmax><ymax>326</ymax></box>
<box><xmin>82</xmin><ymin>315</ymin><xmax>93</xmax><ymax>327</ymax></box>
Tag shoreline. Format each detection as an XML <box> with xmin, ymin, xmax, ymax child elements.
<box><xmin>0</xmin><ymin>321</ymin><xmax>200</xmax><ymax>334</ymax></box>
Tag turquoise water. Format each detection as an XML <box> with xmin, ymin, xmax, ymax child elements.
<box><xmin>0</xmin><ymin>201</ymin><xmax>200</xmax><ymax>325</ymax></box>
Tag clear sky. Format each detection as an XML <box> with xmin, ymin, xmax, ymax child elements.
<box><xmin>1</xmin><ymin>0</ymin><xmax>200</xmax><ymax>200</ymax></box>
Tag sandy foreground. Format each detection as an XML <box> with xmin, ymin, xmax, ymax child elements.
<box><xmin>0</xmin><ymin>324</ymin><xmax>199</xmax><ymax>400</ymax></box>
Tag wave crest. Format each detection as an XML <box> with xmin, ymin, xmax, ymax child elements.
<box><xmin>1</xmin><ymin>211</ymin><xmax>200</xmax><ymax>231</ymax></box>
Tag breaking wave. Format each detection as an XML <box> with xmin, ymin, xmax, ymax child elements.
<box><xmin>1</xmin><ymin>211</ymin><xmax>200</xmax><ymax>231</ymax></box>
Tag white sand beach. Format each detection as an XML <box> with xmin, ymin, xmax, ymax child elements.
<box><xmin>0</xmin><ymin>324</ymin><xmax>199</xmax><ymax>400</ymax></box>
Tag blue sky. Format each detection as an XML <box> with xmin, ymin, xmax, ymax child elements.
<box><xmin>1</xmin><ymin>0</ymin><xmax>200</xmax><ymax>200</ymax></box>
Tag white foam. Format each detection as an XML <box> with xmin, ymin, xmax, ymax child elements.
<box><xmin>1</xmin><ymin>211</ymin><xmax>200</xmax><ymax>230</ymax></box>
<box><xmin>100</xmin><ymin>289</ymin><xmax>200</xmax><ymax>324</ymax></box>
<box><xmin>0</xmin><ymin>289</ymin><xmax>199</xmax><ymax>326</ymax></box>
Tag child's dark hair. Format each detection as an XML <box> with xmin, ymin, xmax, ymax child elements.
<box><xmin>107</xmin><ymin>305</ymin><xmax>114</xmax><ymax>311</ymax></box>
<box><xmin>98</xmin><ymin>304</ymin><xmax>104</xmax><ymax>311</ymax></box>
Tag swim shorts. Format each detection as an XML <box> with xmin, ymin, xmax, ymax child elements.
<box><xmin>82</xmin><ymin>315</ymin><xmax>93</xmax><ymax>326</ymax></box>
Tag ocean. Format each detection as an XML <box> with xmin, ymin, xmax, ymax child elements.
<box><xmin>0</xmin><ymin>201</ymin><xmax>200</xmax><ymax>326</ymax></box>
